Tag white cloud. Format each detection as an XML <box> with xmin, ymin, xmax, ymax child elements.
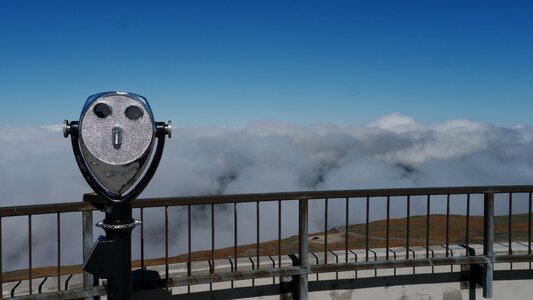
<box><xmin>2</xmin><ymin>114</ymin><xmax>533</xmax><ymax>270</ymax></box>
<box><xmin>366</xmin><ymin>113</ymin><xmax>423</xmax><ymax>133</ymax></box>
<box><xmin>3</xmin><ymin>113</ymin><xmax>532</xmax><ymax>206</ymax></box>
<box><xmin>40</xmin><ymin>124</ymin><xmax>64</xmax><ymax>132</ymax></box>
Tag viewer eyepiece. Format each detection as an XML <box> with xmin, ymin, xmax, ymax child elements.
<box><xmin>125</xmin><ymin>105</ymin><xmax>143</xmax><ymax>120</ymax></box>
<box><xmin>94</xmin><ymin>103</ymin><xmax>112</xmax><ymax>118</ymax></box>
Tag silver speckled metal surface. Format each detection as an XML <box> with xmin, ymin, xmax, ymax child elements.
<box><xmin>80</xmin><ymin>94</ymin><xmax>154</xmax><ymax>166</ymax></box>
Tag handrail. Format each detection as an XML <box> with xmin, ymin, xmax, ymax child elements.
<box><xmin>97</xmin><ymin>184</ymin><xmax>533</xmax><ymax>207</ymax></box>
<box><xmin>1</xmin><ymin>185</ymin><xmax>532</xmax><ymax>217</ymax></box>
<box><xmin>0</xmin><ymin>202</ymin><xmax>95</xmax><ymax>217</ymax></box>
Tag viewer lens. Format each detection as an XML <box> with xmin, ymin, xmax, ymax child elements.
<box><xmin>93</xmin><ymin>103</ymin><xmax>112</xmax><ymax>118</ymax></box>
<box><xmin>125</xmin><ymin>106</ymin><xmax>143</xmax><ymax>120</ymax></box>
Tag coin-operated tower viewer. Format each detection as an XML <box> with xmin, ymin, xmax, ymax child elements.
<box><xmin>64</xmin><ymin>92</ymin><xmax>171</xmax><ymax>299</ymax></box>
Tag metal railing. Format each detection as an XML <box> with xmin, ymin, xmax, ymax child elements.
<box><xmin>2</xmin><ymin>185</ymin><xmax>533</xmax><ymax>299</ymax></box>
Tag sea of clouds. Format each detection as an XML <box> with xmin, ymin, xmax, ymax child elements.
<box><xmin>1</xmin><ymin>113</ymin><xmax>533</xmax><ymax>270</ymax></box>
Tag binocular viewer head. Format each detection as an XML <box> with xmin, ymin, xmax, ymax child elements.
<box><xmin>80</xmin><ymin>92</ymin><xmax>156</xmax><ymax>166</ymax></box>
<box><xmin>64</xmin><ymin>92</ymin><xmax>171</xmax><ymax>203</ymax></box>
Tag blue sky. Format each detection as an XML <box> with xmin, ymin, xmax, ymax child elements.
<box><xmin>0</xmin><ymin>0</ymin><xmax>532</xmax><ymax>127</ymax></box>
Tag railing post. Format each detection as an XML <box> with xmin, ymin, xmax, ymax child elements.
<box><xmin>483</xmin><ymin>192</ymin><xmax>494</xmax><ymax>299</ymax></box>
<box><xmin>1</xmin><ymin>217</ymin><xmax>3</xmax><ymax>299</ymax></box>
<box><xmin>297</xmin><ymin>198</ymin><xmax>309</xmax><ymax>300</ymax></box>
<box><xmin>82</xmin><ymin>209</ymin><xmax>95</xmax><ymax>296</ymax></box>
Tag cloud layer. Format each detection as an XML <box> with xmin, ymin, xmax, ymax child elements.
<box><xmin>2</xmin><ymin>114</ymin><xmax>533</xmax><ymax>270</ymax></box>
<box><xmin>146</xmin><ymin>114</ymin><xmax>533</xmax><ymax>197</ymax></box>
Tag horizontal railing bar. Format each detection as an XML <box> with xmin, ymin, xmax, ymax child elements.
<box><xmin>167</xmin><ymin>266</ymin><xmax>303</xmax><ymax>287</ymax></box>
<box><xmin>309</xmin><ymin>256</ymin><xmax>490</xmax><ymax>274</ymax></box>
<box><xmin>166</xmin><ymin>256</ymin><xmax>491</xmax><ymax>288</ymax></box>
<box><xmin>87</xmin><ymin>185</ymin><xmax>533</xmax><ymax>208</ymax></box>
<box><xmin>494</xmin><ymin>254</ymin><xmax>533</xmax><ymax>263</ymax></box>
<box><xmin>309</xmin><ymin>272</ymin><xmax>467</xmax><ymax>293</ymax></box>
<box><xmin>2</xmin><ymin>185</ymin><xmax>533</xmax><ymax>217</ymax></box>
<box><xmin>0</xmin><ymin>202</ymin><xmax>95</xmax><ymax>218</ymax></box>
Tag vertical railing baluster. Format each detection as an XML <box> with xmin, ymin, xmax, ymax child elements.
<box><xmin>386</xmin><ymin>196</ymin><xmax>390</xmax><ymax>260</ymax></box>
<box><xmin>426</xmin><ymin>195</ymin><xmax>430</xmax><ymax>259</ymax></box>
<box><xmin>38</xmin><ymin>277</ymin><xmax>48</xmax><ymax>294</ymax></box>
<box><xmin>446</xmin><ymin>194</ymin><xmax>450</xmax><ymax>258</ymax></box>
<box><xmin>409</xmin><ymin>247</ymin><xmax>416</xmax><ymax>274</ymax></box>
<box><xmin>310</xmin><ymin>252</ymin><xmax>319</xmax><ymax>280</ymax></box>
<box><xmin>388</xmin><ymin>248</ymin><xmax>397</xmax><ymax>275</ymax></box>
<box><xmin>210</xmin><ymin>203</ymin><xmax>215</xmax><ymax>291</ymax></box>
<box><xmin>256</xmin><ymin>201</ymin><xmax>260</xmax><ymax>270</ymax></box>
<box><xmin>0</xmin><ymin>217</ymin><xmax>3</xmax><ymax>298</ymax></box>
<box><xmin>228</xmin><ymin>258</ymin><xmax>234</xmax><ymax>272</ymax></box>
<box><xmin>64</xmin><ymin>274</ymin><xmax>73</xmax><ymax>290</ymax></box>
<box><xmin>345</xmin><ymin>197</ymin><xmax>349</xmax><ymax>263</ymax></box>
<box><xmin>509</xmin><ymin>193</ymin><xmax>513</xmax><ymax>271</ymax></box>
<box><xmin>234</xmin><ymin>202</ymin><xmax>238</xmax><ymax>272</ymax></box>
<box><xmin>298</xmin><ymin>198</ymin><xmax>309</xmax><ymax>300</ymax></box>
<box><xmin>324</xmin><ymin>198</ymin><xmax>328</xmax><ymax>264</ymax></box>
<box><xmin>187</xmin><ymin>205</ymin><xmax>191</xmax><ymax>293</ymax></box>
<box><xmin>406</xmin><ymin>195</ymin><xmax>410</xmax><ymax>259</ymax></box>
<box><xmin>365</xmin><ymin>197</ymin><xmax>369</xmax><ymax>262</ymax></box>
<box><xmin>82</xmin><ymin>210</ymin><xmax>96</xmax><ymax>300</ymax></box>
<box><xmin>140</xmin><ymin>207</ymin><xmax>145</xmax><ymax>280</ymax></box>
<box><xmin>211</xmin><ymin>203</ymin><xmax>215</xmax><ymax>274</ymax></box>
<box><xmin>269</xmin><ymin>256</ymin><xmax>276</xmax><ymax>284</ymax></box>
<box><xmin>247</xmin><ymin>256</ymin><xmax>255</xmax><ymax>288</ymax></box>
<box><xmin>483</xmin><ymin>192</ymin><xmax>494</xmax><ymax>299</ymax></box>
<box><xmin>232</xmin><ymin>202</ymin><xmax>237</xmax><ymax>289</ymax></box>
<box><xmin>466</xmin><ymin>194</ymin><xmax>470</xmax><ymax>255</ymax></box>
<box><xmin>11</xmin><ymin>281</ymin><xmax>21</xmax><ymax>297</ymax></box>
<box><xmin>368</xmin><ymin>249</ymin><xmax>378</xmax><ymax>277</ymax></box>
<box><xmin>349</xmin><ymin>250</ymin><xmax>358</xmax><ymax>278</ymax></box>
<box><xmin>59</xmin><ymin>213</ymin><xmax>63</xmax><ymax>291</ymax></box>
<box><xmin>329</xmin><ymin>251</ymin><xmax>339</xmax><ymax>280</ymax></box>
<box><xmin>508</xmin><ymin>193</ymin><xmax>513</xmax><ymax>256</ymax></box>
<box><xmin>29</xmin><ymin>214</ymin><xmax>32</xmax><ymax>295</ymax></box>
<box><xmin>165</xmin><ymin>206</ymin><xmax>169</xmax><ymax>282</ymax></box>
<box><xmin>278</xmin><ymin>200</ymin><xmax>282</xmax><ymax>268</ymax></box>
<box><xmin>425</xmin><ymin>247</ymin><xmax>435</xmax><ymax>273</ymax></box>
<box><xmin>527</xmin><ymin>192</ymin><xmax>533</xmax><ymax>269</ymax></box>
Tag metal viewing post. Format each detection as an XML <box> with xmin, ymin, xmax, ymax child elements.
<box><xmin>64</xmin><ymin>91</ymin><xmax>171</xmax><ymax>299</ymax></box>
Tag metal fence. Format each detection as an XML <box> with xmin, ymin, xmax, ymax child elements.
<box><xmin>2</xmin><ymin>185</ymin><xmax>533</xmax><ymax>299</ymax></box>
